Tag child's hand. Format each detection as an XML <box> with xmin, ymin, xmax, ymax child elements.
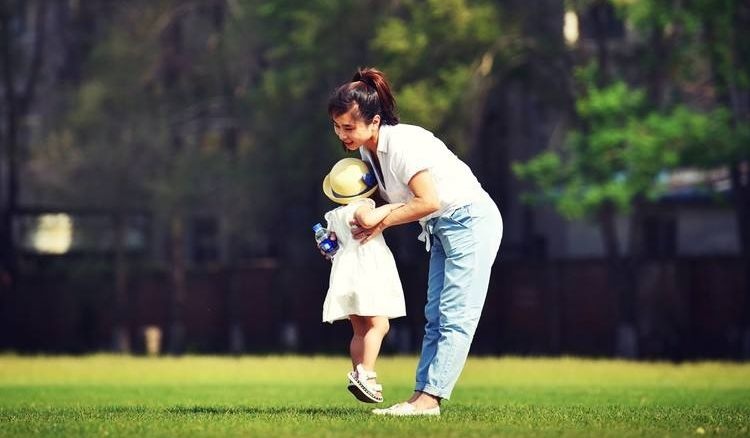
<box><xmin>318</xmin><ymin>232</ymin><xmax>336</xmax><ymax>261</ymax></box>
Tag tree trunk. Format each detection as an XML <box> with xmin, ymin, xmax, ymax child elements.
<box><xmin>0</xmin><ymin>1</ymin><xmax>47</xmax><ymax>296</ymax></box>
<box><xmin>591</xmin><ymin>0</ymin><xmax>611</xmax><ymax>85</ymax></box>
<box><xmin>706</xmin><ymin>1</ymin><xmax>750</xmax><ymax>358</ymax></box>
<box><xmin>598</xmin><ymin>202</ymin><xmax>638</xmax><ymax>358</ymax></box>
<box><xmin>167</xmin><ymin>215</ymin><xmax>187</xmax><ymax>354</ymax></box>
<box><xmin>624</xmin><ymin>197</ymin><xmax>645</xmax><ymax>354</ymax></box>
<box><xmin>157</xmin><ymin>4</ymin><xmax>189</xmax><ymax>356</ymax></box>
<box><xmin>112</xmin><ymin>212</ymin><xmax>131</xmax><ymax>353</ymax></box>
<box><xmin>226</xmin><ymin>271</ymin><xmax>244</xmax><ymax>354</ymax></box>
<box><xmin>646</xmin><ymin>21</ymin><xmax>667</xmax><ymax>107</ymax></box>
<box><xmin>730</xmin><ymin>164</ymin><xmax>750</xmax><ymax>358</ymax></box>
<box><xmin>730</xmin><ymin>0</ymin><xmax>750</xmax><ymax>360</ymax></box>
<box><xmin>0</xmin><ymin>4</ymin><xmax>18</xmax><ymax>296</ymax></box>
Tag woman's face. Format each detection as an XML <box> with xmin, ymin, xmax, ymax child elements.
<box><xmin>331</xmin><ymin>106</ymin><xmax>380</xmax><ymax>151</ymax></box>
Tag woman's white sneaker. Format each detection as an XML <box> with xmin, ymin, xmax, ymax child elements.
<box><xmin>371</xmin><ymin>402</ymin><xmax>440</xmax><ymax>416</ymax></box>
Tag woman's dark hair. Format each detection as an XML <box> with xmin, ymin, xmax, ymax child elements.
<box><xmin>327</xmin><ymin>67</ymin><xmax>399</xmax><ymax>125</ymax></box>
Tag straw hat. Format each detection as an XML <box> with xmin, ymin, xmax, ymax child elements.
<box><xmin>322</xmin><ymin>158</ymin><xmax>378</xmax><ymax>204</ymax></box>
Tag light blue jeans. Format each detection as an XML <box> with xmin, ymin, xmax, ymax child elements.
<box><xmin>415</xmin><ymin>192</ymin><xmax>503</xmax><ymax>399</ymax></box>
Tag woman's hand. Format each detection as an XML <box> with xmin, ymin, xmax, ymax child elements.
<box><xmin>360</xmin><ymin>222</ymin><xmax>385</xmax><ymax>244</ymax></box>
<box><xmin>350</xmin><ymin>219</ymin><xmax>385</xmax><ymax>244</ymax></box>
<box><xmin>350</xmin><ymin>218</ymin><xmax>370</xmax><ymax>241</ymax></box>
<box><xmin>350</xmin><ymin>171</ymin><xmax>439</xmax><ymax>240</ymax></box>
<box><xmin>351</xmin><ymin>202</ymin><xmax>403</xmax><ymax>243</ymax></box>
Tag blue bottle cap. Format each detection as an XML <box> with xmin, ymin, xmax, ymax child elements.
<box><xmin>312</xmin><ymin>223</ymin><xmax>323</xmax><ymax>232</ymax></box>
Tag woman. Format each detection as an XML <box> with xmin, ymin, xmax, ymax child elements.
<box><xmin>327</xmin><ymin>67</ymin><xmax>503</xmax><ymax>416</ymax></box>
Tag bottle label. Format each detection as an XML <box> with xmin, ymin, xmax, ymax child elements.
<box><xmin>319</xmin><ymin>238</ymin><xmax>338</xmax><ymax>254</ymax></box>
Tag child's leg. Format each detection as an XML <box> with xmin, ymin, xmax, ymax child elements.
<box><xmin>349</xmin><ymin>315</ymin><xmax>390</xmax><ymax>371</ymax></box>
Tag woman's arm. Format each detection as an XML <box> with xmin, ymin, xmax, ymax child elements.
<box><xmin>356</xmin><ymin>169</ymin><xmax>440</xmax><ymax>243</ymax></box>
<box><xmin>354</xmin><ymin>203</ymin><xmax>404</xmax><ymax>229</ymax></box>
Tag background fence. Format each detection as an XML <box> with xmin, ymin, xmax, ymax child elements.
<box><xmin>2</xmin><ymin>256</ymin><xmax>745</xmax><ymax>360</ymax></box>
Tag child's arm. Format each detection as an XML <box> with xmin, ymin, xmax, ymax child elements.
<box><xmin>354</xmin><ymin>202</ymin><xmax>404</xmax><ymax>229</ymax></box>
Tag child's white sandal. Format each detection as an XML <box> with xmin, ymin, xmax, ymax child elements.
<box><xmin>346</xmin><ymin>364</ymin><xmax>384</xmax><ymax>403</ymax></box>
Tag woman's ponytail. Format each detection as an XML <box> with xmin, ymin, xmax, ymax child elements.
<box><xmin>328</xmin><ymin>67</ymin><xmax>399</xmax><ymax>125</ymax></box>
<box><xmin>354</xmin><ymin>68</ymin><xmax>399</xmax><ymax>125</ymax></box>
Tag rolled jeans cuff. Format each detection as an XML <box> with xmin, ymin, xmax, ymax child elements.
<box><xmin>415</xmin><ymin>382</ymin><xmax>450</xmax><ymax>400</ymax></box>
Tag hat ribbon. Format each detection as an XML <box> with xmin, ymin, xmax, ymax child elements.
<box><xmin>332</xmin><ymin>173</ymin><xmax>376</xmax><ymax>199</ymax></box>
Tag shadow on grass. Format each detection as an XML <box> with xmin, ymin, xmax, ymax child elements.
<box><xmin>165</xmin><ymin>406</ymin><xmax>359</xmax><ymax>417</ymax></box>
<box><xmin>82</xmin><ymin>405</ymin><xmax>361</xmax><ymax>417</ymax></box>
<box><xmin>2</xmin><ymin>405</ymin><xmax>394</xmax><ymax>420</ymax></box>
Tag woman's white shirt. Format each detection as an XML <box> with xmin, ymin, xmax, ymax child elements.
<box><xmin>359</xmin><ymin>123</ymin><xmax>484</xmax><ymax>226</ymax></box>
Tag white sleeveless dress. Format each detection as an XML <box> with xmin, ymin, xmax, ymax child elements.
<box><xmin>322</xmin><ymin>198</ymin><xmax>406</xmax><ymax>323</ymax></box>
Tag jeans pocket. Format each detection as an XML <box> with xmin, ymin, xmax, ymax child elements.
<box><xmin>444</xmin><ymin>205</ymin><xmax>472</xmax><ymax>229</ymax></box>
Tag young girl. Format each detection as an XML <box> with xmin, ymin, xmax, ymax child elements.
<box><xmin>320</xmin><ymin>157</ymin><xmax>406</xmax><ymax>404</ymax></box>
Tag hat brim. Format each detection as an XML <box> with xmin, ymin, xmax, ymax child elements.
<box><xmin>323</xmin><ymin>174</ymin><xmax>378</xmax><ymax>205</ymax></box>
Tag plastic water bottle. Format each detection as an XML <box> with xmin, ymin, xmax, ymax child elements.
<box><xmin>313</xmin><ymin>223</ymin><xmax>338</xmax><ymax>258</ymax></box>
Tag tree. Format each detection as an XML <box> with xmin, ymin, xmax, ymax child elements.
<box><xmin>513</xmin><ymin>65</ymin><xmax>718</xmax><ymax>357</ymax></box>
<box><xmin>40</xmin><ymin>2</ymin><xmax>169</xmax><ymax>352</ymax></box>
<box><xmin>0</xmin><ymin>0</ymin><xmax>48</xmax><ymax>297</ymax></box>
<box><xmin>615</xmin><ymin>0</ymin><xmax>750</xmax><ymax>358</ymax></box>
<box><xmin>371</xmin><ymin>0</ymin><xmax>506</xmax><ymax>156</ymax></box>
<box><xmin>34</xmin><ymin>1</ymin><xmax>247</xmax><ymax>353</ymax></box>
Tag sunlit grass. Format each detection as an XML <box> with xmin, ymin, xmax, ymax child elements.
<box><xmin>1</xmin><ymin>355</ymin><xmax>749</xmax><ymax>437</ymax></box>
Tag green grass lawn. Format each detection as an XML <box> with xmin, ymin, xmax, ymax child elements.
<box><xmin>1</xmin><ymin>355</ymin><xmax>749</xmax><ymax>437</ymax></box>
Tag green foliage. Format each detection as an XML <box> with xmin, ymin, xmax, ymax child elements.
<box><xmin>613</xmin><ymin>0</ymin><xmax>750</xmax><ymax>169</ymax></box>
<box><xmin>615</xmin><ymin>0</ymin><xmax>748</xmax><ymax>89</ymax></box>
<box><xmin>41</xmin><ymin>5</ymin><xmax>166</xmax><ymax>210</ymax></box>
<box><xmin>514</xmin><ymin>65</ymin><xmax>723</xmax><ymax>220</ymax></box>
<box><xmin>219</xmin><ymin>0</ymin><xmax>511</xmax><ymax>255</ymax></box>
<box><xmin>611</xmin><ymin>0</ymin><xmax>702</xmax><ymax>34</ymax></box>
<box><xmin>396</xmin><ymin>66</ymin><xmax>474</xmax><ymax>131</ymax></box>
<box><xmin>26</xmin><ymin>0</ymin><xmax>745</xmax><ymax>262</ymax></box>
<box><xmin>31</xmin><ymin>2</ymin><xmax>266</xmax><ymax>250</ymax></box>
<box><xmin>222</xmin><ymin>0</ymin><xmax>386</xmax><ymax>255</ymax></box>
<box><xmin>371</xmin><ymin>0</ymin><xmax>504</xmax><ymax>154</ymax></box>
<box><xmin>26</xmin><ymin>0</ymin><xmax>515</xmax><ymax>260</ymax></box>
